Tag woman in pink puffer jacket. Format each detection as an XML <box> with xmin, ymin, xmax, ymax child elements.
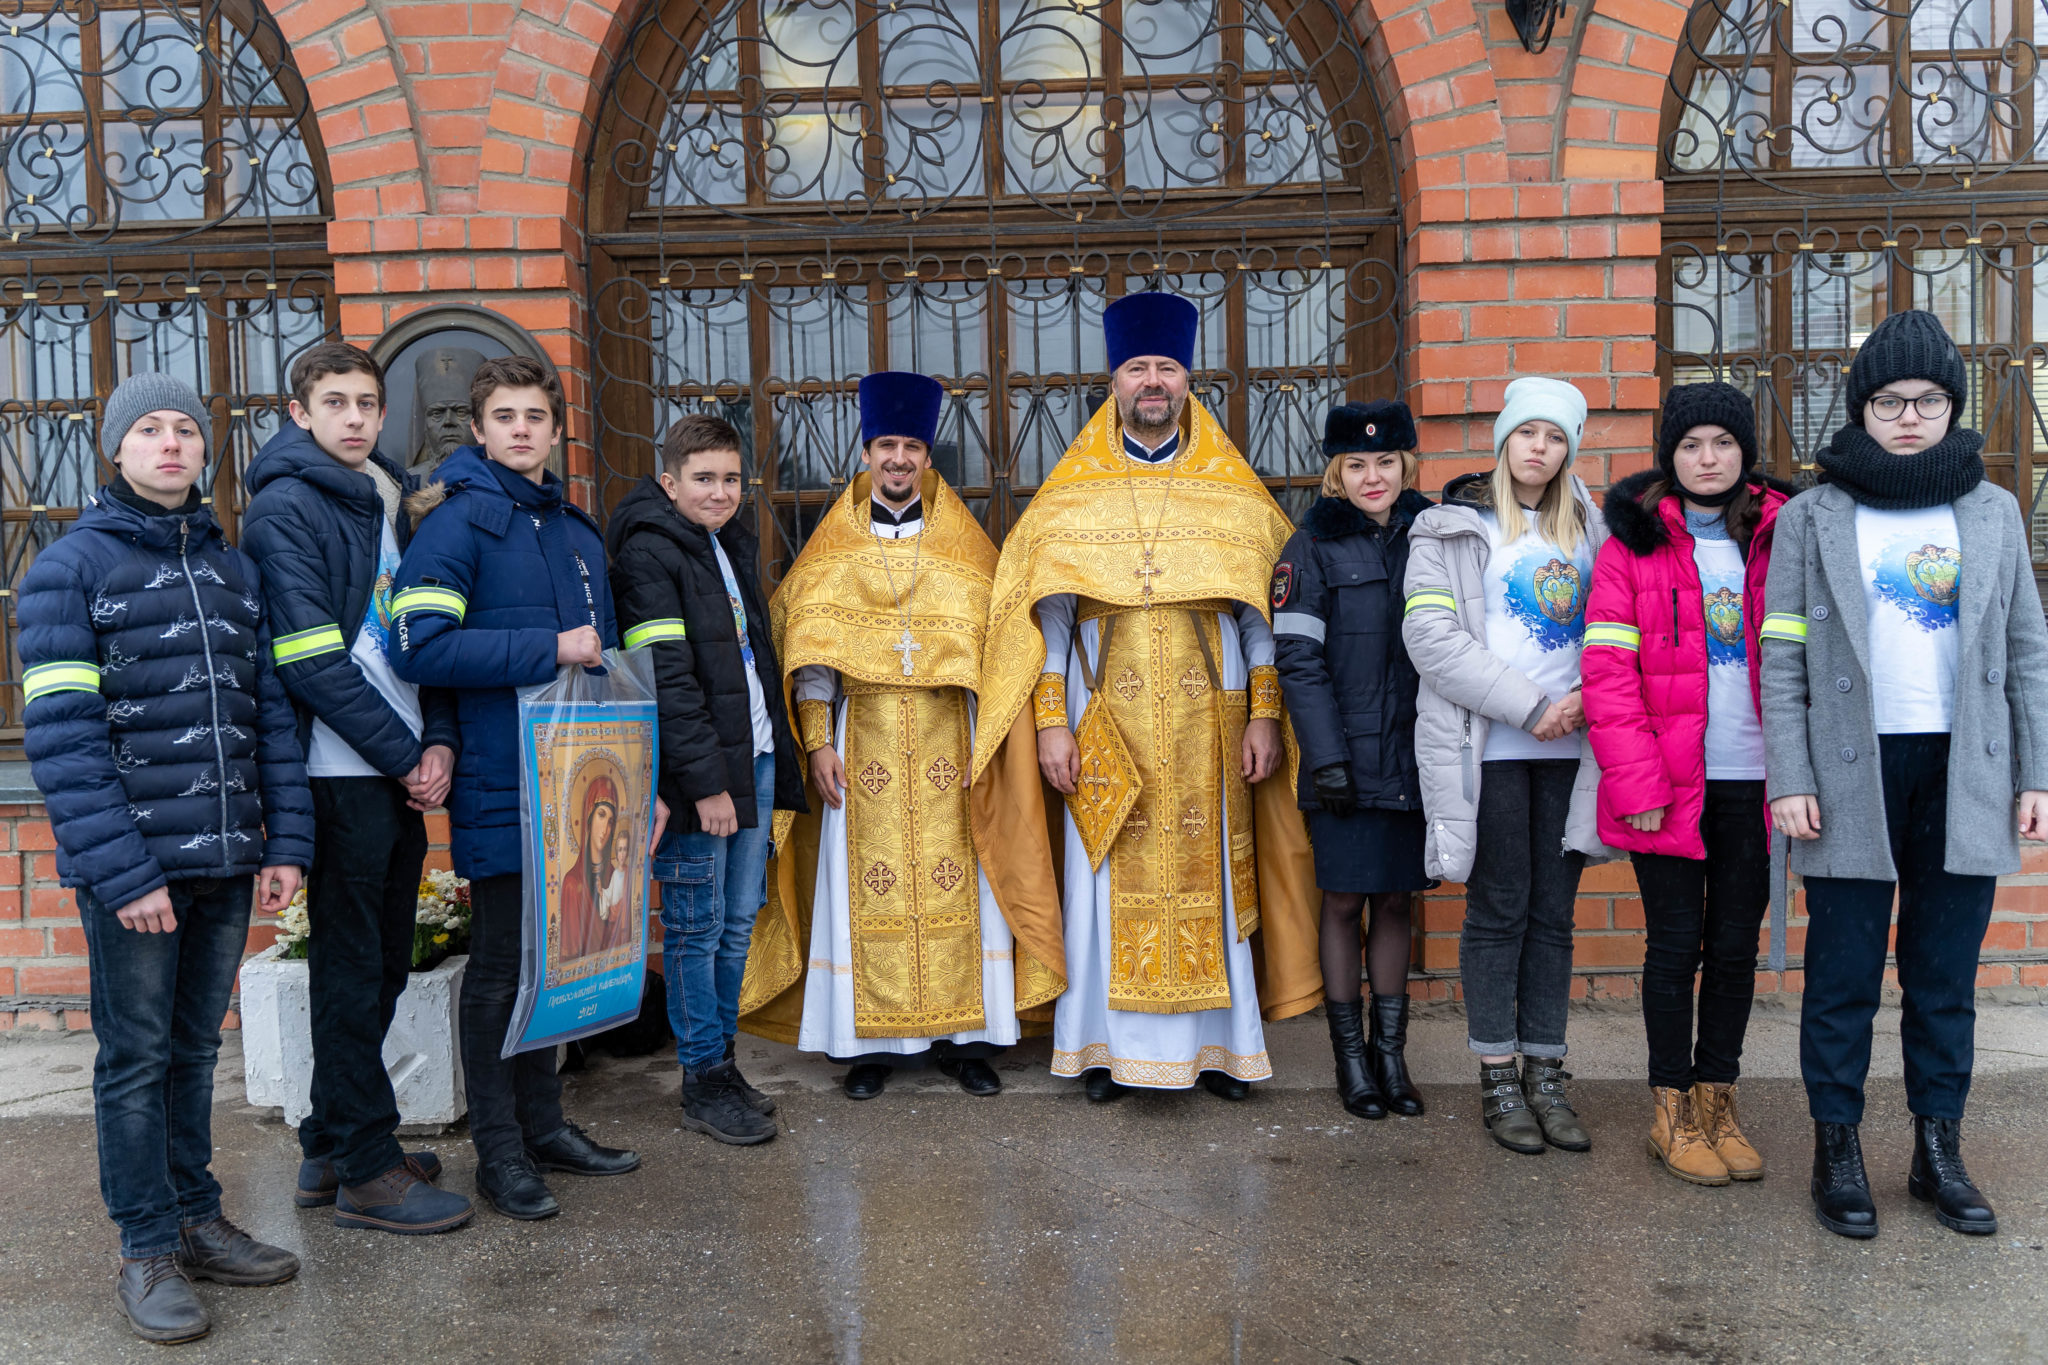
<box><xmin>1582</xmin><ymin>382</ymin><xmax>1795</xmax><ymax>1192</ymax></box>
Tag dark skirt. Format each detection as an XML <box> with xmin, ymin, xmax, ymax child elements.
<box><xmin>1307</xmin><ymin>807</ymin><xmax>1431</xmax><ymax>894</ymax></box>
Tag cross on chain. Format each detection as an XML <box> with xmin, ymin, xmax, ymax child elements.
<box><xmin>894</xmin><ymin>628</ymin><xmax>922</xmax><ymax>676</ymax></box>
<box><xmin>1133</xmin><ymin>555</ymin><xmax>1163</xmax><ymax>606</ymax></box>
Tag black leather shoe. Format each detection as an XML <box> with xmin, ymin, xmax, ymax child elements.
<box><xmin>939</xmin><ymin>1057</ymin><xmax>1003</xmax><ymax>1096</ymax></box>
<box><xmin>296</xmin><ymin>1151</ymin><xmax>444</xmax><ymax>1208</ymax></box>
<box><xmin>725</xmin><ymin>1037</ymin><xmax>777</xmax><ymax>1116</ymax></box>
<box><xmin>1326</xmin><ymin>999</ymin><xmax>1386</xmax><ymax>1119</ymax></box>
<box><xmin>526</xmin><ymin>1121</ymin><xmax>642</xmax><ymax>1177</ymax></box>
<box><xmin>1202</xmin><ymin>1071</ymin><xmax>1251</xmax><ymax>1101</ymax></box>
<box><xmin>476</xmin><ymin>1157</ymin><xmax>560</xmax><ymax>1221</ymax></box>
<box><xmin>1369</xmin><ymin>993</ymin><xmax>1426</xmax><ymax>1117</ymax></box>
<box><xmin>117</xmin><ymin>1254</ymin><xmax>210</xmax><ymax>1344</ymax></box>
<box><xmin>843</xmin><ymin>1063</ymin><xmax>892</xmax><ymax>1100</ymax></box>
<box><xmin>1084</xmin><ymin>1068</ymin><xmax>1127</xmax><ymax>1103</ymax></box>
<box><xmin>1910</xmin><ymin>1116</ymin><xmax>1997</xmax><ymax>1235</ymax></box>
<box><xmin>175</xmin><ymin>1215</ymin><xmax>300</xmax><ymax>1286</ymax></box>
<box><xmin>1811</xmin><ymin>1121</ymin><xmax>1879</xmax><ymax>1239</ymax></box>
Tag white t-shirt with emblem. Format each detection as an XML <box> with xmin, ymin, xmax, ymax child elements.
<box><xmin>1691</xmin><ymin>524</ymin><xmax>1766</xmax><ymax>780</ymax></box>
<box><xmin>1479</xmin><ymin>509</ymin><xmax>1593</xmax><ymax>762</ymax></box>
<box><xmin>1855</xmin><ymin>503</ymin><xmax>1961</xmax><ymax>733</ymax></box>
<box><xmin>305</xmin><ymin>515</ymin><xmax>425</xmax><ymax>777</ymax></box>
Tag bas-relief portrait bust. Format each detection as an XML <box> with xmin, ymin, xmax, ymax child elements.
<box><xmin>409</xmin><ymin>346</ymin><xmax>486</xmax><ymax>477</ymax></box>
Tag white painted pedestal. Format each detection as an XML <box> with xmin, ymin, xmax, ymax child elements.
<box><xmin>239</xmin><ymin>943</ymin><xmax>468</xmax><ymax>1129</ymax></box>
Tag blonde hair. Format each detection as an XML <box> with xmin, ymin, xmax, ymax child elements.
<box><xmin>1487</xmin><ymin>445</ymin><xmax>1585</xmax><ymax>554</ymax></box>
<box><xmin>1321</xmin><ymin>448</ymin><xmax>1419</xmax><ymax>499</ymax></box>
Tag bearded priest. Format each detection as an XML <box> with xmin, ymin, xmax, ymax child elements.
<box><xmin>737</xmin><ymin>372</ymin><xmax>1065</xmax><ymax>1100</ymax></box>
<box><xmin>972</xmin><ymin>292</ymin><xmax>1322</xmax><ymax>1102</ymax></box>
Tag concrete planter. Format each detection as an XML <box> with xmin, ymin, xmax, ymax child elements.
<box><xmin>239</xmin><ymin>943</ymin><xmax>468</xmax><ymax>1129</ymax></box>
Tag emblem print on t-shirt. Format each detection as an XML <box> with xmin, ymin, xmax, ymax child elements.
<box><xmin>1501</xmin><ymin>549</ymin><xmax>1585</xmax><ymax>650</ymax></box>
<box><xmin>1703</xmin><ymin>585</ymin><xmax>1745</xmax><ymax>667</ymax></box>
<box><xmin>1870</xmin><ymin>537</ymin><xmax>1961</xmax><ymax>632</ymax></box>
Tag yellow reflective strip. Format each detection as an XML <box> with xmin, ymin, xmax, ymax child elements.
<box><xmin>623</xmin><ymin>619</ymin><xmax>686</xmax><ymax>649</ymax></box>
<box><xmin>23</xmin><ymin>661</ymin><xmax>102</xmax><ymax>702</ymax></box>
<box><xmin>392</xmin><ymin>586</ymin><xmax>466</xmax><ymax>621</ymax></box>
<box><xmin>1760</xmin><ymin>613</ymin><xmax>1809</xmax><ymax>643</ymax></box>
<box><xmin>271</xmin><ymin>624</ymin><xmax>345</xmax><ymax>666</ymax></box>
<box><xmin>1403</xmin><ymin>588</ymin><xmax>1459</xmax><ymax>617</ymax></box>
<box><xmin>1583</xmin><ymin>621</ymin><xmax>1641</xmax><ymax>651</ymax></box>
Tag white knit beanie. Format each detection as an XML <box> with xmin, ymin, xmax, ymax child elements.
<box><xmin>1492</xmin><ymin>376</ymin><xmax>1587</xmax><ymax>463</ymax></box>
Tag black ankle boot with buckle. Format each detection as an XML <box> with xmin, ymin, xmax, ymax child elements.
<box><xmin>1909</xmin><ymin>1115</ymin><xmax>1997</xmax><ymax>1235</ymax></box>
<box><xmin>1810</xmin><ymin>1121</ymin><xmax>1878</xmax><ymax>1239</ymax></box>
<box><xmin>1522</xmin><ymin>1056</ymin><xmax>1591</xmax><ymax>1152</ymax></box>
<box><xmin>1479</xmin><ymin>1060</ymin><xmax>1545</xmax><ymax>1155</ymax></box>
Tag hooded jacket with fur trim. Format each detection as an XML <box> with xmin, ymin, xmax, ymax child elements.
<box><xmin>1581</xmin><ymin>469</ymin><xmax>1795</xmax><ymax>858</ymax></box>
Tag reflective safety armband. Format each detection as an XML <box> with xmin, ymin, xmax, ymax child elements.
<box><xmin>623</xmin><ymin>618</ymin><xmax>687</xmax><ymax>649</ymax></box>
<box><xmin>1271</xmin><ymin>611</ymin><xmax>1326</xmax><ymax>643</ymax></box>
<box><xmin>1403</xmin><ymin>587</ymin><xmax>1458</xmax><ymax>617</ymax></box>
<box><xmin>1583</xmin><ymin>621</ymin><xmax>1641</xmax><ymax>652</ymax></box>
<box><xmin>272</xmin><ymin>623</ymin><xmax>346</xmax><ymax>666</ymax></box>
<box><xmin>1760</xmin><ymin>612</ymin><xmax>1809</xmax><ymax>644</ymax></box>
<box><xmin>23</xmin><ymin>660</ymin><xmax>102</xmax><ymax>703</ymax></box>
<box><xmin>391</xmin><ymin>586</ymin><xmax>467</xmax><ymax>622</ymax></box>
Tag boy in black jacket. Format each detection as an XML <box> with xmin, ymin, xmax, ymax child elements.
<box><xmin>19</xmin><ymin>372</ymin><xmax>313</xmax><ymax>1343</ymax></box>
<box><xmin>607</xmin><ymin>414</ymin><xmax>806</xmax><ymax>1145</ymax></box>
<box><xmin>241</xmin><ymin>342</ymin><xmax>474</xmax><ymax>1235</ymax></box>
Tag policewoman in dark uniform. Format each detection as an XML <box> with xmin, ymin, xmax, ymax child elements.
<box><xmin>1273</xmin><ymin>400</ymin><xmax>1435</xmax><ymax>1121</ymax></box>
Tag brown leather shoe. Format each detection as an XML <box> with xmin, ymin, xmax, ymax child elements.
<box><xmin>1648</xmin><ymin>1086</ymin><xmax>1730</xmax><ymax>1186</ymax></box>
<box><xmin>1695</xmin><ymin>1081</ymin><xmax>1765</xmax><ymax>1181</ymax></box>
<box><xmin>175</xmin><ymin>1216</ymin><xmax>301</xmax><ymax>1286</ymax></box>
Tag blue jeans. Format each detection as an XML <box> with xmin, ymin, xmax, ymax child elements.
<box><xmin>656</xmin><ymin>751</ymin><xmax>776</xmax><ymax>1073</ymax></box>
<box><xmin>78</xmin><ymin>877</ymin><xmax>252</xmax><ymax>1257</ymax></box>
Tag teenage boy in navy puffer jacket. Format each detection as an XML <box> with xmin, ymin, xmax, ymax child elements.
<box><xmin>385</xmin><ymin>354</ymin><xmax>648</xmax><ymax>1223</ymax></box>
<box><xmin>241</xmin><ymin>341</ymin><xmax>472</xmax><ymax>1236</ymax></box>
<box><xmin>18</xmin><ymin>373</ymin><xmax>313</xmax><ymax>1345</ymax></box>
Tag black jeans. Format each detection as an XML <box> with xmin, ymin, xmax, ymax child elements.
<box><xmin>1801</xmin><ymin>734</ymin><xmax>1997</xmax><ymax>1125</ymax></box>
<box><xmin>1460</xmin><ymin>759</ymin><xmax>1585</xmax><ymax>1058</ymax></box>
<box><xmin>299</xmin><ymin>777</ymin><xmax>430</xmax><ymax>1185</ymax></box>
<box><xmin>78</xmin><ymin>877</ymin><xmax>251</xmax><ymax>1257</ymax></box>
<box><xmin>461</xmin><ymin>873</ymin><xmax>566</xmax><ymax>1165</ymax></box>
<box><xmin>1630</xmin><ymin>780</ymin><xmax>1770</xmax><ymax>1090</ymax></box>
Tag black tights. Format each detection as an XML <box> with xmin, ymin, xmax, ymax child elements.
<box><xmin>1319</xmin><ymin>891</ymin><xmax>1414</xmax><ymax>1003</ymax></box>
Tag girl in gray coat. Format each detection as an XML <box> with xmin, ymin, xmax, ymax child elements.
<box><xmin>1404</xmin><ymin>376</ymin><xmax>1616</xmax><ymax>1156</ymax></box>
<box><xmin>1761</xmin><ymin>308</ymin><xmax>2048</xmax><ymax>1241</ymax></box>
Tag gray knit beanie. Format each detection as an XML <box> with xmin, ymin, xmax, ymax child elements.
<box><xmin>1846</xmin><ymin>309</ymin><xmax>1968</xmax><ymax>416</ymax></box>
<box><xmin>101</xmin><ymin>372</ymin><xmax>211</xmax><ymax>466</ymax></box>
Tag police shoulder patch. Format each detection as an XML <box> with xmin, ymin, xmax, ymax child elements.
<box><xmin>1271</xmin><ymin>561</ymin><xmax>1294</xmax><ymax>609</ymax></box>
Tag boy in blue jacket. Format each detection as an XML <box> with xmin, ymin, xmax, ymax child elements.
<box><xmin>385</xmin><ymin>355</ymin><xmax>644</xmax><ymax>1221</ymax></box>
<box><xmin>19</xmin><ymin>373</ymin><xmax>312</xmax><ymax>1343</ymax></box>
<box><xmin>241</xmin><ymin>341</ymin><xmax>473</xmax><ymax>1235</ymax></box>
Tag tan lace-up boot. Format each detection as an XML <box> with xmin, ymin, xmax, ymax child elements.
<box><xmin>1695</xmin><ymin>1081</ymin><xmax>1764</xmax><ymax>1181</ymax></box>
<box><xmin>1648</xmin><ymin>1086</ymin><xmax>1730</xmax><ymax>1186</ymax></box>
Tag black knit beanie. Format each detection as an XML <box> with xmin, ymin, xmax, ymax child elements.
<box><xmin>1846</xmin><ymin>309</ymin><xmax>1968</xmax><ymax>416</ymax></box>
<box><xmin>1656</xmin><ymin>381</ymin><xmax>1757</xmax><ymax>478</ymax></box>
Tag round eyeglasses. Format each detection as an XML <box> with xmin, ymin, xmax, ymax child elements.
<box><xmin>1868</xmin><ymin>392</ymin><xmax>1953</xmax><ymax>422</ymax></box>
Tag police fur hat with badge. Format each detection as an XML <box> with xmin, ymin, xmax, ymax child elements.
<box><xmin>1323</xmin><ymin>398</ymin><xmax>1417</xmax><ymax>457</ymax></box>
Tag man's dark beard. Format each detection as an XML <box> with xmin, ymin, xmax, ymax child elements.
<box><xmin>1120</xmin><ymin>389</ymin><xmax>1184</xmax><ymax>442</ymax></box>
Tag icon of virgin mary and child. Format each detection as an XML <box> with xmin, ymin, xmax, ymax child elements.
<box><xmin>555</xmin><ymin>774</ymin><xmax>641</xmax><ymax>963</ymax></box>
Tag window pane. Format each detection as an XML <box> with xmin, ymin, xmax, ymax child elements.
<box><xmin>1006</xmin><ymin>275</ymin><xmax>1107</xmax><ymax>375</ymax></box>
<box><xmin>759</xmin><ymin>0</ymin><xmax>860</xmax><ymax>88</ymax></box>
<box><xmin>1120</xmin><ymin>0</ymin><xmax>1220</xmax><ymax>78</ymax></box>
<box><xmin>999</xmin><ymin>0</ymin><xmax>1102</xmax><ymax>83</ymax></box>
<box><xmin>766</xmin><ymin>287</ymin><xmax>869</xmax><ymax>385</ymax></box>
<box><xmin>652</xmin><ymin>104</ymin><xmax>750</xmax><ymax>206</ymax></box>
<box><xmin>1910</xmin><ymin>62</ymin><xmax>2020</xmax><ymax>165</ymax></box>
<box><xmin>1</xmin><ymin>119</ymin><xmax>93</xmax><ymax>226</ymax></box>
<box><xmin>1243</xmin><ymin>82</ymin><xmax>1334</xmax><ymax>184</ymax></box>
<box><xmin>887</xmin><ymin>278</ymin><xmax>988</xmax><ymax>377</ymax></box>
<box><xmin>878</xmin><ymin>0</ymin><xmax>980</xmax><ymax>90</ymax></box>
<box><xmin>104</xmin><ymin>118</ymin><xmax>210</xmax><ymax>221</ymax></box>
<box><xmin>884</xmin><ymin>98</ymin><xmax>984</xmax><ymax>200</ymax></box>
<box><xmin>1790</xmin><ymin>360</ymin><xmax>1847</xmax><ymax>463</ymax></box>
<box><xmin>1669</xmin><ymin>251</ymin><xmax>1767</xmax><ymax>359</ymax></box>
<box><xmin>101</xmin><ymin>9</ymin><xmax>208</xmax><ymax>111</ymax></box>
<box><xmin>774</xmin><ymin>388</ymin><xmax>859</xmax><ymax>494</ymax></box>
<box><xmin>226</xmin><ymin>117</ymin><xmax>322</xmax><ymax>218</ymax></box>
<box><xmin>655</xmin><ymin>289</ymin><xmax>752</xmax><ymax>391</ymax></box>
<box><xmin>763</xmin><ymin>103</ymin><xmax>866</xmax><ymax>202</ymax></box>
<box><xmin>1121</xmin><ymin>87</ymin><xmax>1224</xmax><ymax>189</ymax></box>
<box><xmin>1246</xmin><ymin>268</ymin><xmax>1343</xmax><ymax>372</ymax></box>
<box><xmin>1670</xmin><ymin>64</ymin><xmax>1770</xmax><ymax>172</ymax></box>
<box><xmin>114</xmin><ymin>297</ymin><xmax>209</xmax><ymax>393</ymax></box>
<box><xmin>1915</xmin><ymin>246</ymin><xmax>2013</xmax><ymax>346</ymax></box>
<box><xmin>1787</xmin><ymin>0</ymin><xmax>1887</xmax><ymax>52</ymax></box>
<box><xmin>1790</xmin><ymin>251</ymin><xmax>1884</xmax><ymax>350</ymax></box>
<box><xmin>1</xmin><ymin>11</ymin><xmax>85</xmax><ymax>115</ymax></box>
<box><xmin>1003</xmin><ymin>94</ymin><xmax>1104</xmax><ymax>195</ymax></box>
<box><xmin>1787</xmin><ymin>65</ymin><xmax>1887</xmax><ymax>168</ymax></box>
<box><xmin>1909</xmin><ymin>0</ymin><xmax>2011</xmax><ymax>49</ymax></box>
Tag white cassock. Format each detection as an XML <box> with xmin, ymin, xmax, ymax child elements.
<box><xmin>1038</xmin><ymin>593</ymin><xmax>1277</xmax><ymax>1088</ymax></box>
<box><xmin>788</xmin><ymin>504</ymin><xmax>1018</xmax><ymax>1060</ymax></box>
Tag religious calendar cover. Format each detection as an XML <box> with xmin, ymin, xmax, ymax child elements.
<box><xmin>504</xmin><ymin>649</ymin><xmax>661</xmax><ymax>1057</ymax></box>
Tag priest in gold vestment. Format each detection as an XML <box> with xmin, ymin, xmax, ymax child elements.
<box><xmin>972</xmin><ymin>293</ymin><xmax>1323</xmax><ymax>1101</ymax></box>
<box><xmin>738</xmin><ymin>372</ymin><xmax>1064</xmax><ymax>1099</ymax></box>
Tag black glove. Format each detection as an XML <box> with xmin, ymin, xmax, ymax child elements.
<box><xmin>1311</xmin><ymin>763</ymin><xmax>1356</xmax><ymax>817</ymax></box>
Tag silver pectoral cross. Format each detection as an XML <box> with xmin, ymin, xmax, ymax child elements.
<box><xmin>1134</xmin><ymin>554</ymin><xmax>1162</xmax><ymax>605</ymax></box>
<box><xmin>894</xmin><ymin>628</ymin><xmax>922</xmax><ymax>676</ymax></box>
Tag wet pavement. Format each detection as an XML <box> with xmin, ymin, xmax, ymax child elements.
<box><xmin>3</xmin><ymin>1008</ymin><xmax>2046</xmax><ymax>1363</ymax></box>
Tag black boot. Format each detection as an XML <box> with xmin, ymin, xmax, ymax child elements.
<box><xmin>725</xmin><ymin>1037</ymin><xmax>777</xmax><ymax>1116</ymax></box>
<box><xmin>1325</xmin><ymin>1000</ymin><xmax>1386</xmax><ymax>1120</ymax></box>
<box><xmin>1909</xmin><ymin>1116</ymin><xmax>1997</xmax><ymax>1235</ymax></box>
<box><xmin>1369</xmin><ymin>993</ymin><xmax>1425</xmax><ymax>1117</ymax></box>
<box><xmin>1084</xmin><ymin>1068</ymin><xmax>1127</xmax><ymax>1103</ymax></box>
<box><xmin>1810</xmin><ymin>1121</ymin><xmax>1879</xmax><ymax>1239</ymax></box>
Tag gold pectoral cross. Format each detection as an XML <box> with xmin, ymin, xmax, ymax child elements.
<box><xmin>894</xmin><ymin>629</ymin><xmax>922</xmax><ymax>676</ymax></box>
